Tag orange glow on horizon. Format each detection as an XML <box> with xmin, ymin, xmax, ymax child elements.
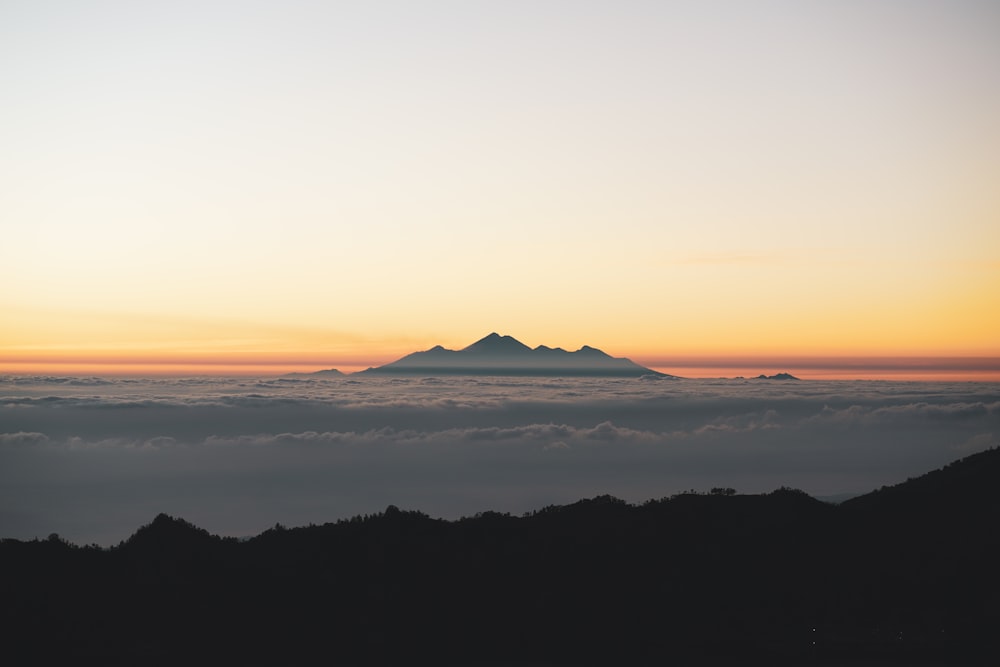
<box><xmin>4</xmin><ymin>353</ymin><xmax>999</xmax><ymax>381</ymax></box>
<box><xmin>0</xmin><ymin>361</ymin><xmax>375</xmax><ymax>377</ymax></box>
<box><xmin>640</xmin><ymin>354</ymin><xmax>1000</xmax><ymax>382</ymax></box>
<box><xmin>644</xmin><ymin>365</ymin><xmax>1000</xmax><ymax>383</ymax></box>
<box><xmin>3</xmin><ymin>313</ymin><xmax>999</xmax><ymax>380</ymax></box>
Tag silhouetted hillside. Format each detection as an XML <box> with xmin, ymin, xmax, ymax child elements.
<box><xmin>2</xmin><ymin>449</ymin><xmax>997</xmax><ymax>665</ymax></box>
<box><xmin>843</xmin><ymin>445</ymin><xmax>1000</xmax><ymax>515</ymax></box>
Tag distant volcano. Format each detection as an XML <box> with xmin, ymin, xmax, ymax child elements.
<box><xmin>359</xmin><ymin>333</ymin><xmax>672</xmax><ymax>378</ymax></box>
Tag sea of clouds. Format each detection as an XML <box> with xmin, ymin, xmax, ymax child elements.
<box><xmin>2</xmin><ymin>375</ymin><xmax>998</xmax><ymax>544</ymax></box>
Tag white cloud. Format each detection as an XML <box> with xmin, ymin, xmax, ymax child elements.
<box><xmin>0</xmin><ymin>431</ymin><xmax>49</xmax><ymax>447</ymax></box>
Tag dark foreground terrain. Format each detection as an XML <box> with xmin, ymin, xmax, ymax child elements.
<box><xmin>3</xmin><ymin>448</ymin><xmax>998</xmax><ymax>666</ymax></box>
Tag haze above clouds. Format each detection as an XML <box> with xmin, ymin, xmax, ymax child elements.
<box><xmin>3</xmin><ymin>375</ymin><xmax>997</xmax><ymax>544</ymax></box>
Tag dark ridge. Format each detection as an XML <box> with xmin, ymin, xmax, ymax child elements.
<box><xmin>2</xmin><ymin>449</ymin><xmax>997</xmax><ymax>665</ymax></box>
<box><xmin>842</xmin><ymin>444</ymin><xmax>1000</xmax><ymax>516</ymax></box>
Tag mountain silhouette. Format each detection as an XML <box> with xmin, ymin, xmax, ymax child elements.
<box><xmin>754</xmin><ymin>372</ymin><xmax>800</xmax><ymax>380</ymax></box>
<box><xmin>2</xmin><ymin>447</ymin><xmax>998</xmax><ymax>664</ymax></box>
<box><xmin>282</xmin><ymin>368</ymin><xmax>344</xmax><ymax>378</ymax></box>
<box><xmin>360</xmin><ymin>332</ymin><xmax>672</xmax><ymax>377</ymax></box>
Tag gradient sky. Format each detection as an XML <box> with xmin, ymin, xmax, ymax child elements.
<box><xmin>2</xmin><ymin>1</ymin><xmax>999</xmax><ymax>376</ymax></box>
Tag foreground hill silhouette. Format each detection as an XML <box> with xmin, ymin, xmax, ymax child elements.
<box><xmin>2</xmin><ymin>449</ymin><xmax>997</xmax><ymax>665</ymax></box>
<box><xmin>358</xmin><ymin>332</ymin><xmax>672</xmax><ymax>377</ymax></box>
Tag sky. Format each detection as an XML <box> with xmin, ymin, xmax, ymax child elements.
<box><xmin>2</xmin><ymin>1</ymin><xmax>999</xmax><ymax>377</ymax></box>
<box><xmin>3</xmin><ymin>375</ymin><xmax>998</xmax><ymax>544</ymax></box>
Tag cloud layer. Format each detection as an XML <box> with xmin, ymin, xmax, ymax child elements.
<box><xmin>2</xmin><ymin>375</ymin><xmax>998</xmax><ymax>544</ymax></box>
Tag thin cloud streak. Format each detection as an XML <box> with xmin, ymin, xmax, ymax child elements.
<box><xmin>666</xmin><ymin>252</ymin><xmax>795</xmax><ymax>267</ymax></box>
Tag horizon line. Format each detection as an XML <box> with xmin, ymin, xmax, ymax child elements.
<box><xmin>3</xmin><ymin>355</ymin><xmax>1000</xmax><ymax>382</ymax></box>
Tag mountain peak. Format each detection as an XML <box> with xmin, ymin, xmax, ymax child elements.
<box><xmin>463</xmin><ymin>333</ymin><xmax>532</xmax><ymax>354</ymax></box>
<box><xmin>576</xmin><ymin>345</ymin><xmax>610</xmax><ymax>358</ymax></box>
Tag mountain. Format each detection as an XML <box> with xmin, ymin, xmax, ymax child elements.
<box><xmin>282</xmin><ymin>368</ymin><xmax>344</xmax><ymax>378</ymax></box>
<box><xmin>3</xmin><ymin>448</ymin><xmax>997</xmax><ymax>664</ymax></box>
<box><xmin>359</xmin><ymin>332</ymin><xmax>673</xmax><ymax>377</ymax></box>
<box><xmin>754</xmin><ymin>372</ymin><xmax>800</xmax><ymax>380</ymax></box>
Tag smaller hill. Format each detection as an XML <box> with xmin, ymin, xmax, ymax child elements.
<box><xmin>121</xmin><ymin>513</ymin><xmax>217</xmax><ymax>553</ymax></box>
<box><xmin>282</xmin><ymin>368</ymin><xmax>344</xmax><ymax>378</ymax></box>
